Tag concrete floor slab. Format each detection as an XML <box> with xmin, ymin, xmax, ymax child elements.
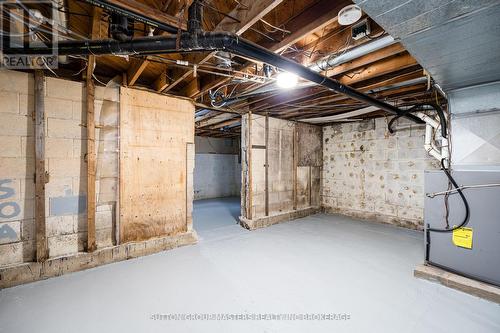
<box><xmin>1</xmin><ymin>197</ymin><xmax>499</xmax><ymax>332</ymax></box>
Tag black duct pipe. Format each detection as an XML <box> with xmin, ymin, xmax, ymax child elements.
<box><xmin>4</xmin><ymin>0</ymin><xmax>424</xmax><ymax>123</ymax></box>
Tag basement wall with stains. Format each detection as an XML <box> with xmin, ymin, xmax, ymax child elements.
<box><xmin>321</xmin><ymin>117</ymin><xmax>440</xmax><ymax>230</ymax></box>
<box><xmin>0</xmin><ymin>70</ymin><xmax>197</xmax><ymax>287</ymax></box>
<box><xmin>240</xmin><ymin>114</ymin><xmax>322</xmax><ymax>229</ymax></box>
<box><xmin>0</xmin><ymin>70</ymin><xmax>121</xmax><ymax>266</ymax></box>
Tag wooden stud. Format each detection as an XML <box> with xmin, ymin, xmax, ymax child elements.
<box><xmin>127</xmin><ymin>59</ymin><xmax>149</xmax><ymax>86</ymax></box>
<box><xmin>264</xmin><ymin>113</ymin><xmax>269</xmax><ymax>216</ymax></box>
<box><xmin>86</xmin><ymin>7</ymin><xmax>102</xmax><ymax>252</ymax></box>
<box><xmin>247</xmin><ymin>111</ymin><xmax>253</xmax><ymax>220</ymax></box>
<box><xmin>34</xmin><ymin>70</ymin><xmax>48</xmax><ymax>262</ymax></box>
<box><xmin>293</xmin><ymin>124</ymin><xmax>298</xmax><ymax>210</ymax></box>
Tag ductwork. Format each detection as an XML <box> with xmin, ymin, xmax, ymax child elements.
<box><xmin>219</xmin><ymin>34</ymin><xmax>397</xmax><ymax>101</ymax></box>
<box><xmin>308</xmin><ymin>35</ymin><xmax>395</xmax><ymax>72</ymax></box>
<box><xmin>4</xmin><ymin>0</ymin><xmax>423</xmax><ymax>124</ymax></box>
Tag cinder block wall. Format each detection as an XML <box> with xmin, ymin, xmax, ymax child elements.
<box><xmin>193</xmin><ymin>136</ymin><xmax>241</xmax><ymax>200</ymax></box>
<box><xmin>0</xmin><ymin>70</ymin><xmax>119</xmax><ymax>267</ymax></box>
<box><xmin>0</xmin><ymin>70</ymin><xmax>36</xmax><ymax>266</ymax></box>
<box><xmin>322</xmin><ymin>117</ymin><xmax>439</xmax><ymax>229</ymax></box>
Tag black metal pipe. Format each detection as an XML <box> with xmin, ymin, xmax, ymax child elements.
<box><xmin>4</xmin><ymin>23</ymin><xmax>423</xmax><ymax>123</ymax></box>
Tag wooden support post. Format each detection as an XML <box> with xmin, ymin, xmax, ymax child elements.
<box><xmin>309</xmin><ymin>166</ymin><xmax>312</xmax><ymax>207</ymax></box>
<box><xmin>264</xmin><ymin>113</ymin><xmax>269</xmax><ymax>216</ymax></box>
<box><xmin>247</xmin><ymin>111</ymin><xmax>253</xmax><ymax>220</ymax></box>
<box><xmin>292</xmin><ymin>124</ymin><xmax>298</xmax><ymax>210</ymax></box>
<box><xmin>86</xmin><ymin>70</ymin><xmax>97</xmax><ymax>252</ymax></box>
<box><xmin>34</xmin><ymin>70</ymin><xmax>48</xmax><ymax>262</ymax></box>
<box><xmin>86</xmin><ymin>7</ymin><xmax>101</xmax><ymax>252</ymax></box>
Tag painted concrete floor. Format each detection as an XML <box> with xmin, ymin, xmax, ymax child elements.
<box><xmin>1</xmin><ymin>197</ymin><xmax>499</xmax><ymax>333</ymax></box>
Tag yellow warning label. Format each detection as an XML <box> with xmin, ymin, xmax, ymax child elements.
<box><xmin>452</xmin><ymin>227</ymin><xmax>473</xmax><ymax>249</ymax></box>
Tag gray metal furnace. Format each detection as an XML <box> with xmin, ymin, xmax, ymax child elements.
<box><xmin>425</xmin><ymin>169</ymin><xmax>500</xmax><ymax>286</ymax></box>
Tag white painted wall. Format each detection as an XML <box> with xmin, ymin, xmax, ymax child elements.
<box><xmin>194</xmin><ymin>136</ymin><xmax>241</xmax><ymax>200</ymax></box>
<box><xmin>194</xmin><ymin>154</ymin><xmax>241</xmax><ymax>200</ymax></box>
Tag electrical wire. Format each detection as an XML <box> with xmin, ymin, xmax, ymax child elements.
<box><xmin>427</xmin><ymin>159</ymin><xmax>470</xmax><ymax>233</ymax></box>
<box><xmin>388</xmin><ymin>102</ymin><xmax>447</xmax><ymax>137</ymax></box>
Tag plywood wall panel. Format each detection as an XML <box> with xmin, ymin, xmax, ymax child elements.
<box><xmin>119</xmin><ymin>88</ymin><xmax>194</xmax><ymax>243</ymax></box>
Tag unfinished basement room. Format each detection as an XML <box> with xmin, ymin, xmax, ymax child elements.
<box><xmin>1</xmin><ymin>0</ymin><xmax>499</xmax><ymax>332</ymax></box>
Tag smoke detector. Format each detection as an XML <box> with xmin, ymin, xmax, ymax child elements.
<box><xmin>338</xmin><ymin>5</ymin><xmax>362</xmax><ymax>26</ymax></box>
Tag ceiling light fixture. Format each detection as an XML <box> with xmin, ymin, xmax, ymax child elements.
<box><xmin>276</xmin><ymin>71</ymin><xmax>298</xmax><ymax>89</ymax></box>
<box><xmin>338</xmin><ymin>5</ymin><xmax>362</xmax><ymax>26</ymax></box>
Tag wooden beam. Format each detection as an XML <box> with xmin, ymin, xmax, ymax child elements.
<box><xmin>153</xmin><ymin>69</ymin><xmax>170</xmax><ymax>91</ymax></box>
<box><xmin>262</xmin><ymin>0</ymin><xmax>351</xmax><ymax>53</ymax></box>
<box><xmin>34</xmin><ymin>70</ymin><xmax>48</xmax><ymax>262</ymax></box>
<box><xmin>251</xmin><ymin>52</ymin><xmax>418</xmax><ymax>111</ymax></box>
<box><xmin>105</xmin><ymin>0</ymin><xmax>186</xmax><ymax>30</ymax></box>
<box><xmin>216</xmin><ymin>0</ymin><xmax>284</xmax><ymax>35</ymax></box>
<box><xmin>206</xmin><ymin>117</ymin><xmax>241</xmax><ymax>129</ymax></box>
<box><xmin>163</xmin><ymin>0</ymin><xmax>284</xmax><ymax>93</ymax></box>
<box><xmin>127</xmin><ymin>59</ymin><xmax>149</xmax><ymax>86</ymax></box>
<box><xmin>86</xmin><ymin>7</ymin><xmax>102</xmax><ymax>253</ymax></box>
<box><xmin>195</xmin><ymin>0</ymin><xmax>349</xmax><ymax>99</ymax></box>
<box><xmin>181</xmin><ymin>77</ymin><xmax>200</xmax><ymax>98</ymax></box>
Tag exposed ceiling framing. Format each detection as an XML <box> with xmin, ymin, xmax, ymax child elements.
<box><xmin>14</xmin><ymin>0</ymin><xmax>443</xmax><ymax>138</ymax></box>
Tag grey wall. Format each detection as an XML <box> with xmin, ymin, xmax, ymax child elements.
<box><xmin>322</xmin><ymin>117</ymin><xmax>439</xmax><ymax>230</ymax></box>
<box><xmin>448</xmin><ymin>81</ymin><xmax>500</xmax><ymax>170</ymax></box>
<box><xmin>193</xmin><ymin>136</ymin><xmax>241</xmax><ymax>200</ymax></box>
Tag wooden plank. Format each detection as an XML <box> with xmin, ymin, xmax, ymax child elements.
<box><xmin>119</xmin><ymin>88</ymin><xmax>194</xmax><ymax>243</ymax></box>
<box><xmin>34</xmin><ymin>70</ymin><xmax>48</xmax><ymax>262</ymax></box>
<box><xmin>105</xmin><ymin>0</ymin><xmax>186</xmax><ymax>30</ymax></box>
<box><xmin>86</xmin><ymin>6</ymin><xmax>102</xmax><ymax>252</ymax></box>
<box><xmin>414</xmin><ymin>264</ymin><xmax>500</xmax><ymax>304</ymax></box>
<box><xmin>127</xmin><ymin>59</ymin><xmax>149</xmax><ymax>86</ymax></box>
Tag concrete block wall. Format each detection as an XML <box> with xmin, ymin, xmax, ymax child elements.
<box><xmin>0</xmin><ymin>70</ymin><xmax>36</xmax><ymax>266</ymax></box>
<box><xmin>44</xmin><ymin>76</ymin><xmax>87</xmax><ymax>257</ymax></box>
<box><xmin>0</xmin><ymin>70</ymin><xmax>119</xmax><ymax>267</ymax></box>
<box><xmin>193</xmin><ymin>136</ymin><xmax>241</xmax><ymax>200</ymax></box>
<box><xmin>322</xmin><ymin>117</ymin><xmax>440</xmax><ymax>229</ymax></box>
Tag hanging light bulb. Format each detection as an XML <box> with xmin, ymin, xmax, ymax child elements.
<box><xmin>276</xmin><ymin>71</ymin><xmax>298</xmax><ymax>89</ymax></box>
